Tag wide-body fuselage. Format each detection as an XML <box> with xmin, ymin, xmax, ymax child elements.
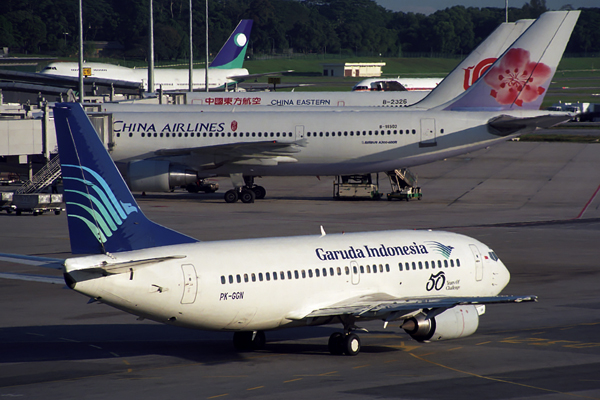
<box><xmin>108</xmin><ymin>108</ymin><xmax>545</xmax><ymax>177</ymax></box>
<box><xmin>65</xmin><ymin>230</ymin><xmax>509</xmax><ymax>332</ymax></box>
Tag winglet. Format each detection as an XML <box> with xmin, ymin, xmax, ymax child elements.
<box><xmin>211</xmin><ymin>20</ymin><xmax>253</xmax><ymax>69</ymax></box>
<box><xmin>53</xmin><ymin>103</ymin><xmax>199</xmax><ymax>254</ymax></box>
<box><xmin>444</xmin><ymin>11</ymin><xmax>579</xmax><ymax>112</ymax></box>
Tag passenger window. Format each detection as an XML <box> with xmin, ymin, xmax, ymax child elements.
<box><xmin>322</xmin><ymin>268</ymin><xmax>327</xmax><ymax>277</ymax></box>
<box><xmin>273</xmin><ymin>271</ymin><xmax>277</xmax><ymax>280</ymax></box>
<box><xmin>457</xmin><ymin>259</ymin><xmax>461</xmax><ymax>267</ymax></box>
<box><xmin>444</xmin><ymin>260</ymin><xmax>448</xmax><ymax>268</ymax></box>
<box><xmin>259</xmin><ymin>273</ymin><xmax>264</xmax><ymax>281</ymax></box>
<box><xmin>266</xmin><ymin>272</ymin><xmax>270</xmax><ymax>281</ymax></box>
<box><xmin>379</xmin><ymin>264</ymin><xmax>383</xmax><ymax>272</ymax></box>
<box><xmin>221</xmin><ymin>276</ymin><xmax>226</xmax><ymax>284</ymax></box>
<box><xmin>236</xmin><ymin>274</ymin><xmax>241</xmax><ymax>283</ymax></box>
<box><xmin>287</xmin><ymin>271</ymin><xmax>292</xmax><ymax>279</ymax></box>
<box><xmin>405</xmin><ymin>262</ymin><xmax>410</xmax><ymax>271</ymax></box>
<box><xmin>353</xmin><ymin>266</ymin><xmax>357</xmax><ymax>274</ymax></box>
<box><xmin>386</xmin><ymin>264</ymin><xmax>390</xmax><ymax>272</ymax></box>
<box><xmin>280</xmin><ymin>271</ymin><xmax>285</xmax><ymax>280</ymax></box>
<box><xmin>345</xmin><ymin>266</ymin><xmax>350</xmax><ymax>275</ymax></box>
<box><xmin>418</xmin><ymin>262</ymin><xmax>423</xmax><ymax>270</ymax></box>
<box><xmin>438</xmin><ymin>260</ymin><xmax>442</xmax><ymax>268</ymax></box>
<box><xmin>330</xmin><ymin>267</ymin><xmax>334</xmax><ymax>276</ymax></box>
<box><xmin>302</xmin><ymin>270</ymin><xmax>306</xmax><ymax>278</ymax></box>
<box><xmin>244</xmin><ymin>274</ymin><xmax>249</xmax><ymax>282</ymax></box>
<box><xmin>294</xmin><ymin>271</ymin><xmax>299</xmax><ymax>279</ymax></box>
<box><xmin>360</xmin><ymin>266</ymin><xmax>365</xmax><ymax>273</ymax></box>
<box><xmin>431</xmin><ymin>260</ymin><xmax>435</xmax><ymax>269</ymax></box>
<box><xmin>229</xmin><ymin>275</ymin><xmax>233</xmax><ymax>284</ymax></box>
<box><xmin>252</xmin><ymin>273</ymin><xmax>256</xmax><ymax>282</ymax></box>
<box><xmin>366</xmin><ymin>265</ymin><xmax>371</xmax><ymax>273</ymax></box>
<box><xmin>315</xmin><ymin>269</ymin><xmax>320</xmax><ymax>277</ymax></box>
<box><xmin>308</xmin><ymin>270</ymin><xmax>313</xmax><ymax>278</ymax></box>
<box><xmin>337</xmin><ymin>267</ymin><xmax>341</xmax><ymax>276</ymax></box>
<box><xmin>398</xmin><ymin>263</ymin><xmax>403</xmax><ymax>271</ymax></box>
<box><xmin>373</xmin><ymin>265</ymin><xmax>378</xmax><ymax>273</ymax></box>
<box><xmin>412</xmin><ymin>262</ymin><xmax>416</xmax><ymax>270</ymax></box>
<box><xmin>450</xmin><ymin>260</ymin><xmax>454</xmax><ymax>267</ymax></box>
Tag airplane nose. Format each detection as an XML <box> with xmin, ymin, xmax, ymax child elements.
<box><xmin>496</xmin><ymin>259</ymin><xmax>511</xmax><ymax>291</ymax></box>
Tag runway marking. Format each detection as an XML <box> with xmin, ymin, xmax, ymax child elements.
<box><xmin>409</xmin><ymin>353</ymin><xmax>598</xmax><ymax>399</ymax></box>
<box><xmin>284</xmin><ymin>378</ymin><xmax>303</xmax><ymax>383</ymax></box>
<box><xmin>476</xmin><ymin>341</ymin><xmax>491</xmax><ymax>345</ymax></box>
<box><xmin>447</xmin><ymin>347</ymin><xmax>462</xmax><ymax>351</ymax></box>
<box><xmin>319</xmin><ymin>371</ymin><xmax>338</xmax><ymax>376</ymax></box>
<box><xmin>353</xmin><ymin>364</ymin><xmax>370</xmax><ymax>369</ymax></box>
<box><xmin>207</xmin><ymin>394</ymin><xmax>228</xmax><ymax>399</ymax></box>
<box><xmin>122</xmin><ymin>360</ymin><xmax>131</xmax><ymax>366</ymax></box>
<box><xmin>246</xmin><ymin>386</ymin><xmax>264</xmax><ymax>391</ymax></box>
<box><xmin>575</xmin><ymin>182</ymin><xmax>600</xmax><ymax>219</ymax></box>
<box><xmin>499</xmin><ymin>336</ymin><xmax>600</xmax><ymax>348</ymax></box>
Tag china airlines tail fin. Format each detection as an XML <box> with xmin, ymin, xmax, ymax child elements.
<box><xmin>414</xmin><ymin>18</ymin><xmax>533</xmax><ymax>109</ymax></box>
<box><xmin>53</xmin><ymin>103</ymin><xmax>198</xmax><ymax>255</ymax></box>
<box><xmin>210</xmin><ymin>20</ymin><xmax>253</xmax><ymax>69</ymax></box>
<box><xmin>443</xmin><ymin>11</ymin><xmax>579</xmax><ymax>111</ymax></box>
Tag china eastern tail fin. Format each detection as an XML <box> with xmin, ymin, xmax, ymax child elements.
<box><xmin>443</xmin><ymin>11</ymin><xmax>579</xmax><ymax>111</ymax></box>
<box><xmin>53</xmin><ymin>103</ymin><xmax>199</xmax><ymax>255</ymax></box>
<box><xmin>211</xmin><ymin>20</ymin><xmax>253</xmax><ymax>69</ymax></box>
<box><xmin>414</xmin><ymin>18</ymin><xmax>533</xmax><ymax>109</ymax></box>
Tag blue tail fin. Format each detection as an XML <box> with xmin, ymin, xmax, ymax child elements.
<box><xmin>210</xmin><ymin>19</ymin><xmax>253</xmax><ymax>69</ymax></box>
<box><xmin>53</xmin><ymin>103</ymin><xmax>198</xmax><ymax>255</ymax></box>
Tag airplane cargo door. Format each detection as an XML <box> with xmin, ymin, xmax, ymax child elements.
<box><xmin>419</xmin><ymin>118</ymin><xmax>436</xmax><ymax>147</ymax></box>
<box><xmin>469</xmin><ymin>245</ymin><xmax>483</xmax><ymax>281</ymax></box>
<box><xmin>350</xmin><ymin>261</ymin><xmax>360</xmax><ymax>285</ymax></box>
<box><xmin>180</xmin><ymin>264</ymin><xmax>198</xmax><ymax>304</ymax></box>
<box><xmin>295</xmin><ymin>125</ymin><xmax>305</xmax><ymax>140</ymax></box>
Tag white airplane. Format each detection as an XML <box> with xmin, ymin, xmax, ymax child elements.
<box><xmin>41</xmin><ymin>20</ymin><xmax>257</xmax><ymax>91</ymax></box>
<box><xmin>121</xmin><ymin>18</ymin><xmax>532</xmax><ymax>109</ymax></box>
<box><xmin>352</xmin><ymin>77</ymin><xmax>442</xmax><ymax>92</ymax></box>
<box><xmin>98</xmin><ymin>11</ymin><xmax>578</xmax><ymax>203</ymax></box>
<box><xmin>0</xmin><ymin>101</ymin><xmax>537</xmax><ymax>355</ymax></box>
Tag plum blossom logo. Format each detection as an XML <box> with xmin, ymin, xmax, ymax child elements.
<box><xmin>483</xmin><ymin>48</ymin><xmax>552</xmax><ymax>107</ymax></box>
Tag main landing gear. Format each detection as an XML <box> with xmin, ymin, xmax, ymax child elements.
<box><xmin>224</xmin><ymin>175</ymin><xmax>267</xmax><ymax>203</ymax></box>
<box><xmin>328</xmin><ymin>332</ymin><xmax>361</xmax><ymax>356</ymax></box>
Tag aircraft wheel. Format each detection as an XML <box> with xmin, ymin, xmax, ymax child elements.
<box><xmin>240</xmin><ymin>189</ymin><xmax>255</xmax><ymax>204</ymax></box>
<box><xmin>224</xmin><ymin>189</ymin><xmax>239</xmax><ymax>203</ymax></box>
<box><xmin>344</xmin><ymin>333</ymin><xmax>361</xmax><ymax>356</ymax></box>
<box><xmin>233</xmin><ymin>331</ymin><xmax>252</xmax><ymax>351</ymax></box>
<box><xmin>252</xmin><ymin>185</ymin><xmax>267</xmax><ymax>200</ymax></box>
<box><xmin>252</xmin><ymin>331</ymin><xmax>266</xmax><ymax>350</ymax></box>
<box><xmin>328</xmin><ymin>332</ymin><xmax>345</xmax><ymax>355</ymax></box>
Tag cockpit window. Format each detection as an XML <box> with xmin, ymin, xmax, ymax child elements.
<box><xmin>489</xmin><ymin>252</ymin><xmax>499</xmax><ymax>262</ymax></box>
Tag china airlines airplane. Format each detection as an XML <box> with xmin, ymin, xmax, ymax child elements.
<box><xmin>98</xmin><ymin>11</ymin><xmax>578</xmax><ymax>203</ymax></box>
<box><xmin>0</xmin><ymin>102</ymin><xmax>536</xmax><ymax>355</ymax></box>
<box><xmin>41</xmin><ymin>20</ymin><xmax>257</xmax><ymax>91</ymax></box>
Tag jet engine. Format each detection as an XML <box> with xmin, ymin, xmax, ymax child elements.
<box><xmin>126</xmin><ymin>160</ymin><xmax>198</xmax><ymax>192</ymax></box>
<box><xmin>401</xmin><ymin>305</ymin><xmax>484</xmax><ymax>342</ymax></box>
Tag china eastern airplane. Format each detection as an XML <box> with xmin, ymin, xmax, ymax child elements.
<box><xmin>97</xmin><ymin>11</ymin><xmax>578</xmax><ymax>203</ymax></box>
<box><xmin>39</xmin><ymin>20</ymin><xmax>268</xmax><ymax>91</ymax></box>
<box><xmin>106</xmin><ymin>18</ymin><xmax>533</xmax><ymax>110</ymax></box>
<box><xmin>0</xmin><ymin>101</ymin><xmax>537</xmax><ymax>355</ymax></box>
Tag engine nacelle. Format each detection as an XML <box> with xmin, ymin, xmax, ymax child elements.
<box><xmin>126</xmin><ymin>160</ymin><xmax>197</xmax><ymax>192</ymax></box>
<box><xmin>402</xmin><ymin>305</ymin><xmax>484</xmax><ymax>342</ymax></box>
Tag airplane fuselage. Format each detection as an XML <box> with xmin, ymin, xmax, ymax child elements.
<box><xmin>65</xmin><ymin>230</ymin><xmax>509</xmax><ymax>332</ymax></box>
<box><xmin>107</xmin><ymin>108</ymin><xmax>543</xmax><ymax>178</ymax></box>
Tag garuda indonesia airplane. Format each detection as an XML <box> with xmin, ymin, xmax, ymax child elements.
<box><xmin>97</xmin><ymin>11</ymin><xmax>578</xmax><ymax>203</ymax></box>
<box><xmin>0</xmin><ymin>101</ymin><xmax>536</xmax><ymax>356</ymax></box>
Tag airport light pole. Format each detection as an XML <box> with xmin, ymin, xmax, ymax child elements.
<box><xmin>189</xmin><ymin>0</ymin><xmax>193</xmax><ymax>92</ymax></box>
<box><xmin>205</xmin><ymin>0</ymin><xmax>209</xmax><ymax>92</ymax></box>
<box><xmin>148</xmin><ymin>0</ymin><xmax>155</xmax><ymax>93</ymax></box>
<box><xmin>78</xmin><ymin>0</ymin><xmax>84</xmax><ymax>103</ymax></box>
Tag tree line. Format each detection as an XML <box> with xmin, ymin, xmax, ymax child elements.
<box><xmin>0</xmin><ymin>0</ymin><xmax>598</xmax><ymax>61</ymax></box>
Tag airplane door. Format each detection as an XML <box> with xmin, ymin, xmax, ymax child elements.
<box><xmin>180</xmin><ymin>264</ymin><xmax>198</xmax><ymax>304</ymax></box>
<box><xmin>469</xmin><ymin>245</ymin><xmax>483</xmax><ymax>281</ymax></box>
<box><xmin>351</xmin><ymin>261</ymin><xmax>360</xmax><ymax>285</ymax></box>
<box><xmin>295</xmin><ymin>125</ymin><xmax>305</xmax><ymax>140</ymax></box>
<box><xmin>419</xmin><ymin>118</ymin><xmax>436</xmax><ymax>147</ymax></box>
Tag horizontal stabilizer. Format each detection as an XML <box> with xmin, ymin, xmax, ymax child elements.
<box><xmin>0</xmin><ymin>253</ymin><xmax>64</xmax><ymax>270</ymax></box>
<box><xmin>79</xmin><ymin>255</ymin><xmax>186</xmax><ymax>275</ymax></box>
<box><xmin>0</xmin><ymin>272</ymin><xmax>64</xmax><ymax>285</ymax></box>
<box><xmin>487</xmin><ymin>114</ymin><xmax>572</xmax><ymax>136</ymax></box>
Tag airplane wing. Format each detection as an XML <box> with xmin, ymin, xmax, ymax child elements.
<box><xmin>301</xmin><ymin>294</ymin><xmax>537</xmax><ymax>321</ymax></box>
<box><xmin>0</xmin><ymin>253</ymin><xmax>65</xmax><ymax>284</ymax></box>
<box><xmin>154</xmin><ymin>139</ymin><xmax>307</xmax><ymax>166</ymax></box>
